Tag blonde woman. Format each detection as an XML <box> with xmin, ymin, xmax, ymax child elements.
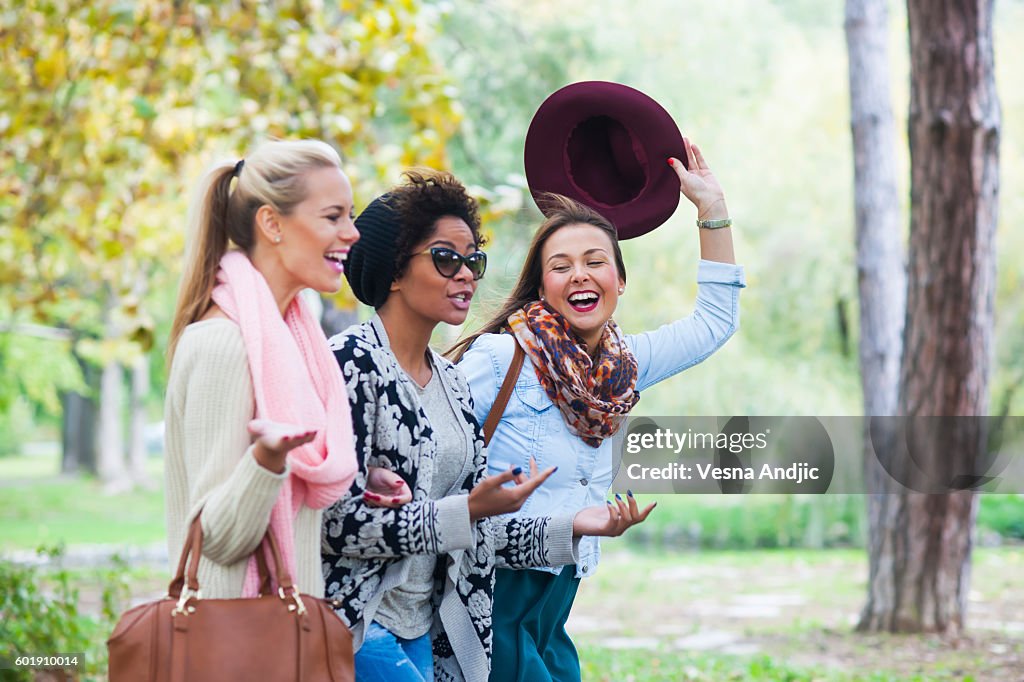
<box><xmin>165</xmin><ymin>139</ymin><xmax>360</xmax><ymax>601</ymax></box>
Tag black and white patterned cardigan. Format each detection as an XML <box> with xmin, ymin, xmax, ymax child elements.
<box><xmin>321</xmin><ymin>316</ymin><xmax>578</xmax><ymax>682</ymax></box>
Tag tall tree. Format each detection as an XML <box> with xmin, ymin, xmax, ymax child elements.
<box><xmin>843</xmin><ymin>0</ymin><xmax>907</xmax><ymax>629</ymax></box>
<box><xmin>858</xmin><ymin>0</ymin><xmax>1000</xmax><ymax>634</ymax></box>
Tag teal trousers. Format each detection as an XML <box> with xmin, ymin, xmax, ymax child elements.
<box><xmin>489</xmin><ymin>565</ymin><xmax>581</xmax><ymax>682</ymax></box>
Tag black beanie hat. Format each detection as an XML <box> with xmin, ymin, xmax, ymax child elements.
<box><xmin>346</xmin><ymin>193</ymin><xmax>400</xmax><ymax>308</ymax></box>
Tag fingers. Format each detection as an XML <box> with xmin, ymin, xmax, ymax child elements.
<box><xmin>284</xmin><ymin>429</ymin><xmax>317</xmax><ymax>444</ymax></box>
<box><xmin>362</xmin><ymin>491</ymin><xmax>405</xmax><ymax>508</ymax></box>
<box><xmin>518</xmin><ymin>466</ymin><xmax>556</xmax><ymax>495</ymax></box>
<box><xmin>488</xmin><ymin>468</ymin><xmax>521</xmax><ymax>489</ymax></box>
<box><xmin>667</xmin><ymin>157</ymin><xmax>688</xmax><ymax>184</ymax></box>
<box><xmin>683</xmin><ymin>136</ymin><xmax>698</xmax><ymax>170</ymax></box>
<box><xmin>529</xmin><ymin>456</ymin><xmax>539</xmax><ymax>479</ymax></box>
<box><xmin>637</xmin><ymin>501</ymin><xmax>657</xmax><ymax>522</ymax></box>
<box><xmin>604</xmin><ymin>500</ymin><xmax>621</xmax><ymax>531</ymax></box>
<box><xmin>691</xmin><ymin>142</ymin><xmax>709</xmax><ymax>170</ymax></box>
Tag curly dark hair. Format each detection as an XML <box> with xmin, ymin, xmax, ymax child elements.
<box><xmin>388</xmin><ymin>168</ymin><xmax>485</xmax><ymax>280</ymax></box>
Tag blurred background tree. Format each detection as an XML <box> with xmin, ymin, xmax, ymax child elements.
<box><xmin>1</xmin><ymin>0</ymin><xmax>461</xmax><ymax>486</ymax></box>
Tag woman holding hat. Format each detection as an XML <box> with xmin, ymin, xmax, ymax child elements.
<box><xmin>449</xmin><ymin>135</ymin><xmax>744</xmax><ymax>682</ymax></box>
<box><xmin>164</xmin><ymin>139</ymin><xmax>360</xmax><ymax>605</ymax></box>
<box><xmin>320</xmin><ymin>169</ymin><xmax>651</xmax><ymax>682</ymax></box>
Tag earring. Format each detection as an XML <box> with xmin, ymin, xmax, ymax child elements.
<box><xmin>618</xmin><ymin>287</ymin><xmax>624</xmax><ymax>294</ymax></box>
<box><xmin>274</xmin><ymin>235</ymin><xmax>282</xmax><ymax>244</ymax></box>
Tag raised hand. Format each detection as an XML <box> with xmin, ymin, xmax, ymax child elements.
<box><xmin>468</xmin><ymin>457</ymin><xmax>556</xmax><ymax>521</ymax></box>
<box><xmin>247</xmin><ymin>419</ymin><xmax>317</xmax><ymax>473</ymax></box>
<box><xmin>571</xmin><ymin>490</ymin><xmax>656</xmax><ymax>538</ymax></box>
<box><xmin>669</xmin><ymin>137</ymin><xmax>729</xmax><ymax>221</ymax></box>
<box><xmin>363</xmin><ymin>467</ymin><xmax>413</xmax><ymax>508</ymax></box>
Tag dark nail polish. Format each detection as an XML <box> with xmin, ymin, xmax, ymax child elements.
<box><xmin>615</xmin><ymin>493</ymin><xmax>622</xmax><ymax>501</ymax></box>
<box><xmin>606</xmin><ymin>500</ymin><xmax>612</xmax><ymax>505</ymax></box>
<box><xmin>392</xmin><ymin>497</ymin><xmax>400</xmax><ymax>504</ymax></box>
<box><xmin>552</xmin><ymin>467</ymin><xmax>559</xmax><ymax>473</ymax></box>
<box><xmin>512</xmin><ymin>467</ymin><xmax>523</xmax><ymax>476</ymax></box>
<box><xmin>627</xmin><ymin>489</ymin><xmax>634</xmax><ymax>497</ymax></box>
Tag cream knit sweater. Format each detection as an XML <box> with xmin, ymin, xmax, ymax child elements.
<box><xmin>164</xmin><ymin>318</ymin><xmax>324</xmax><ymax>599</ymax></box>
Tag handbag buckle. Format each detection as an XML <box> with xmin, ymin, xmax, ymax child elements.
<box><xmin>172</xmin><ymin>587</ymin><xmax>201</xmax><ymax>617</ymax></box>
<box><xmin>278</xmin><ymin>586</ymin><xmax>307</xmax><ymax>616</ymax></box>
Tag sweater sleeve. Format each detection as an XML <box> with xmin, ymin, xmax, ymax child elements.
<box><xmin>320</xmin><ymin>337</ymin><xmax>474</xmax><ymax>560</ymax></box>
<box><xmin>166</xmin><ymin>321</ymin><xmax>287</xmax><ymax>567</ymax></box>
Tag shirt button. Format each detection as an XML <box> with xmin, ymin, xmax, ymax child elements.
<box><xmin>582</xmin><ymin>565</ymin><xmax>588</xmax><ymax>573</ymax></box>
<box><xmin>580</xmin><ymin>478</ymin><xmax>588</xmax><ymax>486</ymax></box>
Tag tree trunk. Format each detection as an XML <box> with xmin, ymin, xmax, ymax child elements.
<box><xmin>859</xmin><ymin>0</ymin><xmax>1000</xmax><ymax>635</ymax></box>
<box><xmin>844</xmin><ymin>0</ymin><xmax>907</xmax><ymax>632</ymax></box>
<box><xmin>98</xmin><ymin>360</ymin><xmax>129</xmax><ymax>489</ymax></box>
<box><xmin>60</xmin><ymin>352</ymin><xmax>98</xmax><ymax>475</ymax></box>
<box><xmin>128</xmin><ymin>354</ymin><xmax>151</xmax><ymax>486</ymax></box>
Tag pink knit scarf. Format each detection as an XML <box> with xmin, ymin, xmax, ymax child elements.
<box><xmin>212</xmin><ymin>251</ymin><xmax>356</xmax><ymax>597</ymax></box>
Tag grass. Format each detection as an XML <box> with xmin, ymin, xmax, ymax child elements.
<box><xmin>578</xmin><ymin>646</ymin><xmax>942</xmax><ymax>682</ymax></box>
<box><xmin>571</xmin><ymin>544</ymin><xmax>1024</xmax><ymax>681</ymax></box>
<box><xmin>0</xmin><ymin>455</ymin><xmax>165</xmax><ymax>549</ymax></box>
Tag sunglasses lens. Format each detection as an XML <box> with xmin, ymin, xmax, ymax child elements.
<box><xmin>467</xmin><ymin>252</ymin><xmax>487</xmax><ymax>279</ymax></box>
<box><xmin>431</xmin><ymin>249</ymin><xmax>462</xmax><ymax>277</ymax></box>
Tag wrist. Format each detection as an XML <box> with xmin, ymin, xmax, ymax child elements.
<box><xmin>697</xmin><ymin>197</ymin><xmax>728</xmax><ymax>221</ymax></box>
<box><xmin>253</xmin><ymin>442</ymin><xmax>286</xmax><ymax>474</ymax></box>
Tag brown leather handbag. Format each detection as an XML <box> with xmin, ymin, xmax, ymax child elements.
<box><xmin>107</xmin><ymin>515</ymin><xmax>353</xmax><ymax>681</ymax></box>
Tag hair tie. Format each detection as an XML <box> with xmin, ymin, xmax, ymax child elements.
<box><xmin>233</xmin><ymin>159</ymin><xmax>245</xmax><ymax>178</ymax></box>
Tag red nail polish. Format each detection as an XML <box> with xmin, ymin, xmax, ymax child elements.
<box><xmin>666</xmin><ymin>158</ymin><xmax>674</xmax><ymax>166</ymax></box>
<box><xmin>392</xmin><ymin>497</ymin><xmax>400</xmax><ymax>504</ymax></box>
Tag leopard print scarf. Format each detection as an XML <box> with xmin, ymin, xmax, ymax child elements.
<box><xmin>507</xmin><ymin>301</ymin><xmax>639</xmax><ymax>447</ymax></box>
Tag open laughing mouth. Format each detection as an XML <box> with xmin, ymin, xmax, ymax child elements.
<box><xmin>324</xmin><ymin>250</ymin><xmax>348</xmax><ymax>273</ymax></box>
<box><xmin>568</xmin><ymin>290</ymin><xmax>599</xmax><ymax>313</ymax></box>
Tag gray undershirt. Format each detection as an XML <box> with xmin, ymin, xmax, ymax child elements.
<box><xmin>375</xmin><ymin>362</ymin><xmax>470</xmax><ymax>639</ymax></box>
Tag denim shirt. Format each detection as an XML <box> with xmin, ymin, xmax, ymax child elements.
<box><xmin>459</xmin><ymin>259</ymin><xmax>746</xmax><ymax>579</ymax></box>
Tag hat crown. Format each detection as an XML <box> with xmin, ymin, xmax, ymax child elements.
<box><xmin>567</xmin><ymin>115</ymin><xmax>647</xmax><ymax>207</ymax></box>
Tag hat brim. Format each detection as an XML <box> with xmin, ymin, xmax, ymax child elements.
<box><xmin>524</xmin><ymin>81</ymin><xmax>686</xmax><ymax>240</ymax></box>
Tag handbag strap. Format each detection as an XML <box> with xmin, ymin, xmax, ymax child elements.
<box><xmin>482</xmin><ymin>340</ymin><xmax>525</xmax><ymax>446</ymax></box>
<box><xmin>167</xmin><ymin>512</ymin><xmax>297</xmax><ymax>599</ymax></box>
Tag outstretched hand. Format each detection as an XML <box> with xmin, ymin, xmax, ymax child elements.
<box><xmin>468</xmin><ymin>457</ymin><xmax>555</xmax><ymax>521</ymax></box>
<box><xmin>247</xmin><ymin>419</ymin><xmax>317</xmax><ymax>473</ymax></box>
<box><xmin>668</xmin><ymin>137</ymin><xmax>728</xmax><ymax>220</ymax></box>
<box><xmin>572</xmin><ymin>491</ymin><xmax>656</xmax><ymax>538</ymax></box>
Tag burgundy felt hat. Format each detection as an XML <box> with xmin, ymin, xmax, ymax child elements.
<box><xmin>524</xmin><ymin>81</ymin><xmax>686</xmax><ymax>240</ymax></box>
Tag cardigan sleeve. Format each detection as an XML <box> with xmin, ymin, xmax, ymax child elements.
<box><xmin>490</xmin><ymin>513</ymin><xmax>579</xmax><ymax>569</ymax></box>
<box><xmin>321</xmin><ymin>336</ymin><xmax>474</xmax><ymax>560</ymax></box>
<box><xmin>166</xmin><ymin>321</ymin><xmax>287</xmax><ymax>567</ymax></box>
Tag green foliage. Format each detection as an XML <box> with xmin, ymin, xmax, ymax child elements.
<box><xmin>977</xmin><ymin>494</ymin><xmax>1024</xmax><ymax>541</ymax></box>
<box><xmin>0</xmin><ymin>0</ymin><xmax>460</xmax><ymax>366</ymax></box>
<box><xmin>624</xmin><ymin>495</ymin><xmax>864</xmax><ymax>551</ymax></box>
<box><xmin>0</xmin><ymin>548</ymin><xmax>130</xmax><ymax>680</ymax></box>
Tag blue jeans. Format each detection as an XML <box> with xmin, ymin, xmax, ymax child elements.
<box><xmin>355</xmin><ymin>621</ymin><xmax>433</xmax><ymax>682</ymax></box>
